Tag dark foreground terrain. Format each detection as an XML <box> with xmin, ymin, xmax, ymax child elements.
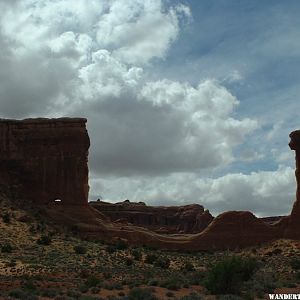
<box><xmin>1</xmin><ymin>193</ymin><xmax>300</xmax><ymax>300</ymax></box>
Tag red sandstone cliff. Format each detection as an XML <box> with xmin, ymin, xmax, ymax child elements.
<box><xmin>90</xmin><ymin>200</ymin><xmax>213</xmax><ymax>234</ymax></box>
<box><xmin>0</xmin><ymin>118</ymin><xmax>90</xmax><ymax>205</ymax></box>
<box><xmin>279</xmin><ymin>130</ymin><xmax>300</xmax><ymax>239</ymax></box>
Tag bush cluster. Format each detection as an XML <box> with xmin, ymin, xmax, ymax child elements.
<box><xmin>154</xmin><ymin>256</ymin><xmax>170</xmax><ymax>269</ymax></box>
<box><xmin>36</xmin><ymin>235</ymin><xmax>52</xmax><ymax>245</ymax></box>
<box><xmin>128</xmin><ymin>287</ymin><xmax>157</xmax><ymax>300</ymax></box>
<box><xmin>205</xmin><ymin>256</ymin><xmax>258</xmax><ymax>295</ymax></box>
<box><xmin>1</xmin><ymin>243</ymin><xmax>13</xmax><ymax>253</ymax></box>
<box><xmin>74</xmin><ymin>245</ymin><xmax>87</xmax><ymax>254</ymax></box>
<box><xmin>145</xmin><ymin>253</ymin><xmax>158</xmax><ymax>264</ymax></box>
<box><xmin>2</xmin><ymin>212</ymin><xmax>10</xmax><ymax>224</ymax></box>
<box><xmin>131</xmin><ymin>248</ymin><xmax>142</xmax><ymax>261</ymax></box>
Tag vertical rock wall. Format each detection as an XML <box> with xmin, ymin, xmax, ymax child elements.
<box><xmin>281</xmin><ymin>130</ymin><xmax>300</xmax><ymax>238</ymax></box>
<box><xmin>289</xmin><ymin>130</ymin><xmax>300</xmax><ymax>217</ymax></box>
<box><xmin>0</xmin><ymin>118</ymin><xmax>90</xmax><ymax>205</ymax></box>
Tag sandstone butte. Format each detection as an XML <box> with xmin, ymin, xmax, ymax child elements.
<box><xmin>1</xmin><ymin>117</ymin><xmax>300</xmax><ymax>250</ymax></box>
<box><xmin>90</xmin><ymin>200</ymin><xmax>214</xmax><ymax>234</ymax></box>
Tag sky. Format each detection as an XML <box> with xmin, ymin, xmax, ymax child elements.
<box><xmin>0</xmin><ymin>0</ymin><xmax>299</xmax><ymax>216</ymax></box>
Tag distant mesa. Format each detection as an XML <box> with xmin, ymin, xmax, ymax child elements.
<box><xmin>90</xmin><ymin>200</ymin><xmax>214</xmax><ymax>234</ymax></box>
<box><xmin>1</xmin><ymin>117</ymin><xmax>300</xmax><ymax>250</ymax></box>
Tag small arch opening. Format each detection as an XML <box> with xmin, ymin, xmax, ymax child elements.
<box><xmin>53</xmin><ymin>198</ymin><xmax>63</xmax><ymax>204</ymax></box>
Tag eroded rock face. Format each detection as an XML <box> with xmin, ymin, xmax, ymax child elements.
<box><xmin>0</xmin><ymin>118</ymin><xmax>90</xmax><ymax>205</ymax></box>
<box><xmin>282</xmin><ymin>130</ymin><xmax>300</xmax><ymax>238</ymax></box>
<box><xmin>90</xmin><ymin>200</ymin><xmax>213</xmax><ymax>233</ymax></box>
<box><xmin>289</xmin><ymin>130</ymin><xmax>300</xmax><ymax>218</ymax></box>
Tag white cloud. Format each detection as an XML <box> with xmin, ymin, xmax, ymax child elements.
<box><xmin>0</xmin><ymin>0</ymin><xmax>190</xmax><ymax>117</ymax></box>
<box><xmin>74</xmin><ymin>49</ymin><xmax>143</xmax><ymax>102</ymax></box>
<box><xmin>72</xmin><ymin>76</ymin><xmax>258</xmax><ymax>176</ymax></box>
<box><xmin>95</xmin><ymin>0</ymin><xmax>191</xmax><ymax>64</ymax></box>
<box><xmin>90</xmin><ymin>165</ymin><xmax>295</xmax><ymax>217</ymax></box>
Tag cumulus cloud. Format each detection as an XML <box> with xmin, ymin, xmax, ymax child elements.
<box><xmin>95</xmin><ymin>0</ymin><xmax>190</xmax><ymax>64</ymax></box>
<box><xmin>0</xmin><ymin>0</ymin><xmax>190</xmax><ymax>118</ymax></box>
<box><xmin>1</xmin><ymin>0</ymin><xmax>290</xmax><ymax>217</ymax></box>
<box><xmin>79</xmin><ymin>76</ymin><xmax>258</xmax><ymax>176</ymax></box>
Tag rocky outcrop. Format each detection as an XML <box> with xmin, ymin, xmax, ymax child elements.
<box><xmin>90</xmin><ymin>200</ymin><xmax>213</xmax><ymax>233</ymax></box>
<box><xmin>192</xmin><ymin>211</ymin><xmax>280</xmax><ymax>250</ymax></box>
<box><xmin>0</xmin><ymin>118</ymin><xmax>90</xmax><ymax>205</ymax></box>
<box><xmin>281</xmin><ymin>130</ymin><xmax>300</xmax><ymax>238</ymax></box>
<box><xmin>289</xmin><ymin>130</ymin><xmax>300</xmax><ymax>218</ymax></box>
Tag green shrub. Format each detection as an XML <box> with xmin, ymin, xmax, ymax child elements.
<box><xmin>8</xmin><ymin>289</ymin><xmax>26</xmax><ymax>299</ymax></box>
<box><xmin>291</xmin><ymin>258</ymin><xmax>300</xmax><ymax>270</ymax></box>
<box><xmin>131</xmin><ymin>248</ymin><xmax>142</xmax><ymax>260</ymax></box>
<box><xmin>74</xmin><ymin>245</ymin><xmax>87</xmax><ymax>254</ymax></box>
<box><xmin>8</xmin><ymin>289</ymin><xmax>38</xmax><ymax>299</ymax></box>
<box><xmin>128</xmin><ymin>287</ymin><xmax>157</xmax><ymax>300</ymax></box>
<box><xmin>205</xmin><ymin>256</ymin><xmax>258</xmax><ymax>295</ymax></box>
<box><xmin>125</xmin><ymin>256</ymin><xmax>134</xmax><ymax>266</ymax></box>
<box><xmin>79</xmin><ymin>296</ymin><xmax>100</xmax><ymax>300</ymax></box>
<box><xmin>245</xmin><ymin>271</ymin><xmax>279</xmax><ymax>296</ymax></box>
<box><xmin>154</xmin><ymin>256</ymin><xmax>170</xmax><ymax>269</ymax></box>
<box><xmin>188</xmin><ymin>270</ymin><xmax>207</xmax><ymax>285</ymax></box>
<box><xmin>115</xmin><ymin>239</ymin><xmax>128</xmax><ymax>250</ymax></box>
<box><xmin>160</xmin><ymin>276</ymin><xmax>182</xmax><ymax>290</ymax></box>
<box><xmin>36</xmin><ymin>221</ymin><xmax>46</xmax><ymax>232</ymax></box>
<box><xmin>29</xmin><ymin>225</ymin><xmax>36</xmax><ymax>233</ymax></box>
<box><xmin>147</xmin><ymin>279</ymin><xmax>159</xmax><ymax>286</ymax></box>
<box><xmin>1</xmin><ymin>243</ymin><xmax>13</xmax><ymax>253</ymax></box>
<box><xmin>85</xmin><ymin>275</ymin><xmax>100</xmax><ymax>288</ymax></box>
<box><xmin>22</xmin><ymin>279</ymin><xmax>36</xmax><ymax>292</ymax></box>
<box><xmin>41</xmin><ymin>289</ymin><xmax>57</xmax><ymax>297</ymax></box>
<box><xmin>67</xmin><ymin>290</ymin><xmax>82</xmax><ymax>298</ymax></box>
<box><xmin>37</xmin><ymin>235</ymin><xmax>52</xmax><ymax>245</ymax></box>
<box><xmin>103</xmin><ymin>282</ymin><xmax>123</xmax><ymax>290</ymax></box>
<box><xmin>217</xmin><ymin>295</ymin><xmax>244</xmax><ymax>300</ymax></box>
<box><xmin>90</xmin><ymin>286</ymin><xmax>101</xmax><ymax>294</ymax></box>
<box><xmin>106</xmin><ymin>245</ymin><xmax>117</xmax><ymax>253</ymax></box>
<box><xmin>7</xmin><ymin>259</ymin><xmax>16</xmax><ymax>267</ymax></box>
<box><xmin>79</xmin><ymin>284</ymin><xmax>89</xmax><ymax>293</ymax></box>
<box><xmin>103</xmin><ymin>272</ymin><xmax>112</xmax><ymax>279</ymax></box>
<box><xmin>145</xmin><ymin>253</ymin><xmax>158</xmax><ymax>264</ymax></box>
<box><xmin>2</xmin><ymin>212</ymin><xmax>10</xmax><ymax>224</ymax></box>
<box><xmin>180</xmin><ymin>293</ymin><xmax>203</xmax><ymax>300</ymax></box>
<box><xmin>182</xmin><ymin>261</ymin><xmax>195</xmax><ymax>272</ymax></box>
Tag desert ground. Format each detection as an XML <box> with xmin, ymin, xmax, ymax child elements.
<box><xmin>1</xmin><ymin>192</ymin><xmax>300</xmax><ymax>300</ymax></box>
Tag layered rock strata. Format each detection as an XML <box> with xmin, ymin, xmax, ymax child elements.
<box><xmin>90</xmin><ymin>200</ymin><xmax>213</xmax><ymax>233</ymax></box>
<box><xmin>0</xmin><ymin>118</ymin><xmax>90</xmax><ymax>205</ymax></box>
